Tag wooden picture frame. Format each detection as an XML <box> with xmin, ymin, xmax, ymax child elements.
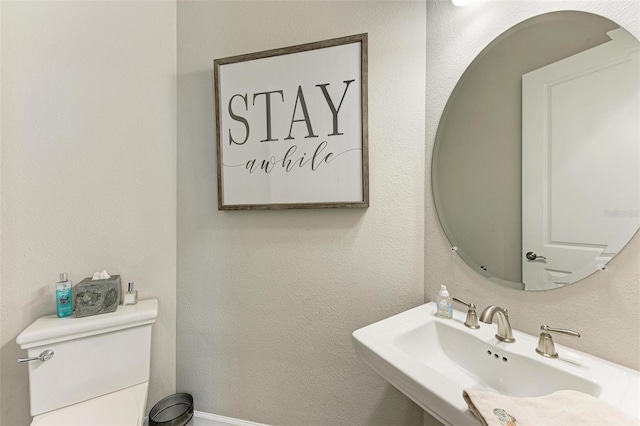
<box><xmin>214</xmin><ymin>33</ymin><xmax>369</xmax><ymax>210</ymax></box>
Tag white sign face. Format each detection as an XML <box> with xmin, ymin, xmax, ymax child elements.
<box><xmin>214</xmin><ymin>34</ymin><xmax>368</xmax><ymax>210</ymax></box>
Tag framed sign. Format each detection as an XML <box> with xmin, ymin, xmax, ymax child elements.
<box><xmin>214</xmin><ymin>33</ymin><xmax>368</xmax><ymax>210</ymax></box>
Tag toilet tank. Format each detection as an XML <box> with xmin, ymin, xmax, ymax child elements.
<box><xmin>16</xmin><ymin>299</ymin><xmax>158</xmax><ymax>416</ymax></box>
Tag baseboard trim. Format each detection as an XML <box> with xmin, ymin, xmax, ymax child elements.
<box><xmin>194</xmin><ymin>411</ymin><xmax>270</xmax><ymax>426</ymax></box>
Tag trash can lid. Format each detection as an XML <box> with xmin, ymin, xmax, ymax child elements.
<box><xmin>149</xmin><ymin>393</ymin><xmax>194</xmax><ymax>426</ymax></box>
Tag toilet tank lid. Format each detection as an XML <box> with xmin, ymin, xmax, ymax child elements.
<box><xmin>17</xmin><ymin>299</ymin><xmax>158</xmax><ymax>349</ymax></box>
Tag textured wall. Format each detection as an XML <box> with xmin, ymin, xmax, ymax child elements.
<box><xmin>177</xmin><ymin>1</ymin><xmax>426</xmax><ymax>425</ymax></box>
<box><xmin>0</xmin><ymin>0</ymin><xmax>4</xmax><ymax>423</ymax></box>
<box><xmin>0</xmin><ymin>1</ymin><xmax>3</xmax><ymax>419</ymax></box>
<box><xmin>426</xmin><ymin>0</ymin><xmax>639</xmax><ymax>369</ymax></box>
<box><xmin>0</xmin><ymin>2</ymin><xmax>177</xmax><ymax>424</ymax></box>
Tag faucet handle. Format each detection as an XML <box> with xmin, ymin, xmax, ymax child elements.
<box><xmin>536</xmin><ymin>324</ymin><xmax>580</xmax><ymax>358</ymax></box>
<box><xmin>452</xmin><ymin>297</ymin><xmax>480</xmax><ymax>329</ymax></box>
<box><xmin>541</xmin><ymin>325</ymin><xmax>581</xmax><ymax>337</ymax></box>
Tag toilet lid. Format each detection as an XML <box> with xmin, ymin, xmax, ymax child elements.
<box><xmin>31</xmin><ymin>390</ymin><xmax>139</xmax><ymax>426</ymax></box>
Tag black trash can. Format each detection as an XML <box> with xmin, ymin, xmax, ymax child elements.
<box><xmin>149</xmin><ymin>393</ymin><xmax>194</xmax><ymax>426</ymax></box>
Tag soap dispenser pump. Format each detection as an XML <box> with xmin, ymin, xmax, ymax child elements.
<box><xmin>436</xmin><ymin>285</ymin><xmax>453</xmax><ymax>319</ymax></box>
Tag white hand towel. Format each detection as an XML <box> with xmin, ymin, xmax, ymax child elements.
<box><xmin>462</xmin><ymin>389</ymin><xmax>638</xmax><ymax>426</ymax></box>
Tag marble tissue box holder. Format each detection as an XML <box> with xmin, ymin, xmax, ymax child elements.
<box><xmin>75</xmin><ymin>275</ymin><xmax>122</xmax><ymax>318</ymax></box>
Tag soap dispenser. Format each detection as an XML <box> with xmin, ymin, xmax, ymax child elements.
<box><xmin>55</xmin><ymin>273</ymin><xmax>73</xmax><ymax>318</ymax></box>
<box><xmin>436</xmin><ymin>285</ymin><xmax>453</xmax><ymax>319</ymax></box>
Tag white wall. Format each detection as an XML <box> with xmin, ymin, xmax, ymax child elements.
<box><xmin>0</xmin><ymin>0</ymin><xmax>3</xmax><ymax>419</ymax></box>
<box><xmin>426</xmin><ymin>0</ymin><xmax>639</xmax><ymax>369</ymax></box>
<box><xmin>0</xmin><ymin>2</ymin><xmax>177</xmax><ymax>424</ymax></box>
<box><xmin>177</xmin><ymin>1</ymin><xmax>426</xmax><ymax>425</ymax></box>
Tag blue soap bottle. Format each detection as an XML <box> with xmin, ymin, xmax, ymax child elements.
<box><xmin>56</xmin><ymin>273</ymin><xmax>73</xmax><ymax>318</ymax></box>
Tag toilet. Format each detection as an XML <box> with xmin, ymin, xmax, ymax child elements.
<box><xmin>16</xmin><ymin>299</ymin><xmax>158</xmax><ymax>426</ymax></box>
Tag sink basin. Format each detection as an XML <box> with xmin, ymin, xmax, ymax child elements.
<box><xmin>352</xmin><ymin>302</ymin><xmax>640</xmax><ymax>425</ymax></box>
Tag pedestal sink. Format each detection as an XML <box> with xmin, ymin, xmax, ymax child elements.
<box><xmin>352</xmin><ymin>302</ymin><xmax>640</xmax><ymax>425</ymax></box>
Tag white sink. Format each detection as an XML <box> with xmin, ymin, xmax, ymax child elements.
<box><xmin>352</xmin><ymin>302</ymin><xmax>640</xmax><ymax>425</ymax></box>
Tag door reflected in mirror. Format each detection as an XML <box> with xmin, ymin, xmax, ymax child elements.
<box><xmin>432</xmin><ymin>11</ymin><xmax>639</xmax><ymax>291</ymax></box>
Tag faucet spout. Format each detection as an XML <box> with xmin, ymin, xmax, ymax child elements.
<box><xmin>479</xmin><ymin>305</ymin><xmax>515</xmax><ymax>343</ymax></box>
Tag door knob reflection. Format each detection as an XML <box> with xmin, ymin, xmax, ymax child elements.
<box><xmin>526</xmin><ymin>252</ymin><xmax>547</xmax><ymax>261</ymax></box>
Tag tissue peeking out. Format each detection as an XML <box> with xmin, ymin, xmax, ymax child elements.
<box><xmin>92</xmin><ymin>270</ymin><xmax>111</xmax><ymax>280</ymax></box>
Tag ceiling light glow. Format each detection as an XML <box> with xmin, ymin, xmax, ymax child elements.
<box><xmin>452</xmin><ymin>0</ymin><xmax>476</xmax><ymax>6</ymax></box>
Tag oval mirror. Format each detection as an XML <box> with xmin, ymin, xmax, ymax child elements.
<box><xmin>433</xmin><ymin>11</ymin><xmax>639</xmax><ymax>291</ymax></box>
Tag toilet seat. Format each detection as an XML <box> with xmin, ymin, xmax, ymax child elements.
<box><xmin>31</xmin><ymin>383</ymin><xmax>147</xmax><ymax>426</ymax></box>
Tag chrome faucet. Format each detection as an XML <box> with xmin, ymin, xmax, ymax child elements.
<box><xmin>479</xmin><ymin>305</ymin><xmax>515</xmax><ymax>343</ymax></box>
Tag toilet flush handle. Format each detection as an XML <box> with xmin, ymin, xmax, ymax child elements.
<box><xmin>18</xmin><ymin>349</ymin><xmax>54</xmax><ymax>363</ymax></box>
